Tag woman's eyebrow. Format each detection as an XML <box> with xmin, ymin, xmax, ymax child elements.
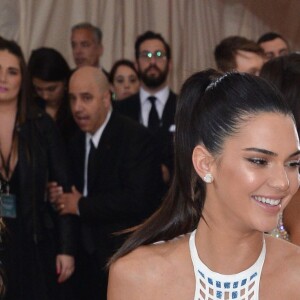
<box><xmin>243</xmin><ymin>148</ymin><xmax>300</xmax><ymax>158</ymax></box>
<box><xmin>242</xmin><ymin>147</ymin><xmax>277</xmax><ymax>156</ymax></box>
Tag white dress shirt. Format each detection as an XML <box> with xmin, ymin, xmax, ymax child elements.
<box><xmin>139</xmin><ymin>86</ymin><xmax>170</xmax><ymax>127</ymax></box>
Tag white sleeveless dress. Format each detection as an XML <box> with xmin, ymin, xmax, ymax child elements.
<box><xmin>189</xmin><ymin>230</ymin><xmax>266</xmax><ymax>300</ymax></box>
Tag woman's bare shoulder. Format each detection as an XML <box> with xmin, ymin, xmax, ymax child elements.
<box><xmin>263</xmin><ymin>235</ymin><xmax>300</xmax><ymax>298</ymax></box>
<box><xmin>109</xmin><ymin>243</ymin><xmax>168</xmax><ymax>281</ymax></box>
<box><xmin>279</xmin><ymin>241</ymin><xmax>300</xmax><ymax>296</ymax></box>
<box><xmin>108</xmin><ymin>235</ymin><xmax>191</xmax><ymax>300</ymax></box>
<box><xmin>266</xmin><ymin>234</ymin><xmax>300</xmax><ymax>262</ymax></box>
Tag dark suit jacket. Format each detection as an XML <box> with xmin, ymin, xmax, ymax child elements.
<box><xmin>68</xmin><ymin>111</ymin><xmax>163</xmax><ymax>265</ymax></box>
<box><xmin>18</xmin><ymin>109</ymin><xmax>76</xmax><ymax>254</ymax></box>
<box><xmin>113</xmin><ymin>90</ymin><xmax>177</xmax><ymax>176</ymax></box>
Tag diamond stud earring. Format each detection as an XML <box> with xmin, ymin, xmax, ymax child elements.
<box><xmin>203</xmin><ymin>173</ymin><xmax>214</xmax><ymax>183</ymax></box>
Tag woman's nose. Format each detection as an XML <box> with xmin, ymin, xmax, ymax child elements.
<box><xmin>268</xmin><ymin>166</ymin><xmax>290</xmax><ymax>191</ymax></box>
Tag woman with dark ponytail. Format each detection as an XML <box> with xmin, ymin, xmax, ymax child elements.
<box><xmin>108</xmin><ymin>70</ymin><xmax>300</xmax><ymax>299</ymax></box>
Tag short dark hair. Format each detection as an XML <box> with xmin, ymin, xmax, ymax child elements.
<box><xmin>135</xmin><ymin>31</ymin><xmax>171</xmax><ymax>60</ymax></box>
<box><xmin>257</xmin><ymin>32</ymin><xmax>288</xmax><ymax>46</ymax></box>
<box><xmin>28</xmin><ymin>47</ymin><xmax>71</xmax><ymax>82</ymax></box>
<box><xmin>260</xmin><ymin>52</ymin><xmax>300</xmax><ymax>132</ymax></box>
<box><xmin>71</xmin><ymin>22</ymin><xmax>102</xmax><ymax>44</ymax></box>
<box><xmin>109</xmin><ymin>59</ymin><xmax>139</xmax><ymax>83</ymax></box>
<box><xmin>214</xmin><ymin>36</ymin><xmax>264</xmax><ymax>72</ymax></box>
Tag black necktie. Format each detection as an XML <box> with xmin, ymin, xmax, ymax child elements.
<box><xmin>82</xmin><ymin>139</ymin><xmax>97</xmax><ymax>254</ymax></box>
<box><xmin>148</xmin><ymin>96</ymin><xmax>160</xmax><ymax>132</ymax></box>
<box><xmin>87</xmin><ymin>139</ymin><xmax>96</xmax><ymax>193</ymax></box>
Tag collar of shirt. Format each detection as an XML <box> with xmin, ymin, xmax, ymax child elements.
<box><xmin>85</xmin><ymin>108</ymin><xmax>112</xmax><ymax>149</ymax></box>
<box><xmin>140</xmin><ymin>86</ymin><xmax>170</xmax><ymax>126</ymax></box>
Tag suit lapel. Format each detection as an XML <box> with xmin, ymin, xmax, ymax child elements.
<box><xmin>69</xmin><ymin>131</ymin><xmax>86</xmax><ymax>192</ymax></box>
<box><xmin>131</xmin><ymin>94</ymin><xmax>141</xmax><ymax>122</ymax></box>
<box><xmin>161</xmin><ymin>91</ymin><xmax>177</xmax><ymax>129</ymax></box>
<box><xmin>87</xmin><ymin>113</ymin><xmax>118</xmax><ymax>193</ymax></box>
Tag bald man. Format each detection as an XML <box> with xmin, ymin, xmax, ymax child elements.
<box><xmin>50</xmin><ymin>66</ymin><xmax>164</xmax><ymax>299</ymax></box>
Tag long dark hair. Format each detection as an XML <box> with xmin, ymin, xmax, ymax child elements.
<box><xmin>28</xmin><ymin>47</ymin><xmax>71</xmax><ymax>82</ymax></box>
<box><xmin>0</xmin><ymin>37</ymin><xmax>30</xmax><ymax>124</ymax></box>
<box><xmin>27</xmin><ymin>47</ymin><xmax>71</xmax><ymax>115</ymax></box>
<box><xmin>27</xmin><ymin>47</ymin><xmax>76</xmax><ymax>141</ymax></box>
<box><xmin>110</xmin><ymin>69</ymin><xmax>293</xmax><ymax>263</ymax></box>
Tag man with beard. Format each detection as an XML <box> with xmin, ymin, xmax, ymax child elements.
<box><xmin>114</xmin><ymin>31</ymin><xmax>177</xmax><ymax>187</ymax></box>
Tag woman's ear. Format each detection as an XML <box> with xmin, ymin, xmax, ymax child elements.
<box><xmin>192</xmin><ymin>145</ymin><xmax>214</xmax><ymax>179</ymax></box>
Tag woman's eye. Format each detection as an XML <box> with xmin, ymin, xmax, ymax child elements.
<box><xmin>8</xmin><ymin>68</ymin><xmax>19</xmax><ymax>75</ymax></box>
<box><xmin>115</xmin><ymin>77</ymin><xmax>124</xmax><ymax>84</ymax></box>
<box><xmin>247</xmin><ymin>158</ymin><xmax>268</xmax><ymax>165</ymax></box>
<box><xmin>287</xmin><ymin>160</ymin><xmax>300</xmax><ymax>168</ymax></box>
<box><xmin>130</xmin><ymin>78</ymin><xmax>137</xmax><ymax>83</ymax></box>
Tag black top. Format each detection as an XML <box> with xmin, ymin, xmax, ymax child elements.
<box><xmin>0</xmin><ymin>109</ymin><xmax>76</xmax><ymax>300</ymax></box>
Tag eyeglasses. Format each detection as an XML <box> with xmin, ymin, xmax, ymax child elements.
<box><xmin>138</xmin><ymin>50</ymin><xmax>167</xmax><ymax>60</ymax></box>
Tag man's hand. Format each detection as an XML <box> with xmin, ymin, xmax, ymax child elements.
<box><xmin>55</xmin><ymin>186</ymin><xmax>82</xmax><ymax>215</ymax></box>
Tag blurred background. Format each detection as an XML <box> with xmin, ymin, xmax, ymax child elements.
<box><xmin>1</xmin><ymin>0</ymin><xmax>299</xmax><ymax>92</ymax></box>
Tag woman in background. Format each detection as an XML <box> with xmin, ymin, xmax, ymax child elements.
<box><xmin>109</xmin><ymin>59</ymin><xmax>140</xmax><ymax>100</ymax></box>
<box><xmin>28</xmin><ymin>47</ymin><xmax>77</xmax><ymax>142</ymax></box>
<box><xmin>108</xmin><ymin>70</ymin><xmax>300</xmax><ymax>299</ymax></box>
<box><xmin>0</xmin><ymin>38</ymin><xmax>76</xmax><ymax>299</ymax></box>
<box><xmin>260</xmin><ymin>52</ymin><xmax>300</xmax><ymax>245</ymax></box>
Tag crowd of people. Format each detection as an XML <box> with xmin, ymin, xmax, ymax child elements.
<box><xmin>0</xmin><ymin>21</ymin><xmax>299</xmax><ymax>300</ymax></box>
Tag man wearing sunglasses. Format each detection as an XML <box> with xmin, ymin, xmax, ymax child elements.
<box><xmin>114</xmin><ymin>31</ymin><xmax>177</xmax><ymax>188</ymax></box>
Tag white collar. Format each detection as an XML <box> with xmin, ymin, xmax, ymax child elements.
<box><xmin>86</xmin><ymin>108</ymin><xmax>112</xmax><ymax>148</ymax></box>
<box><xmin>140</xmin><ymin>86</ymin><xmax>170</xmax><ymax>106</ymax></box>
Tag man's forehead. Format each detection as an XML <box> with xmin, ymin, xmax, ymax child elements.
<box><xmin>261</xmin><ymin>38</ymin><xmax>288</xmax><ymax>50</ymax></box>
<box><xmin>140</xmin><ymin>39</ymin><xmax>165</xmax><ymax>51</ymax></box>
<box><xmin>69</xmin><ymin>83</ymin><xmax>100</xmax><ymax>98</ymax></box>
<box><xmin>71</xmin><ymin>76</ymin><xmax>95</xmax><ymax>87</ymax></box>
<box><xmin>72</xmin><ymin>29</ymin><xmax>94</xmax><ymax>40</ymax></box>
<box><xmin>70</xmin><ymin>73</ymin><xmax>94</xmax><ymax>88</ymax></box>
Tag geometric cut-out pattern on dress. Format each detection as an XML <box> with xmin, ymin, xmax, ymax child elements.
<box><xmin>189</xmin><ymin>230</ymin><xmax>266</xmax><ymax>300</ymax></box>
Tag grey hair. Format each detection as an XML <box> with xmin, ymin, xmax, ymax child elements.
<box><xmin>71</xmin><ymin>22</ymin><xmax>102</xmax><ymax>44</ymax></box>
